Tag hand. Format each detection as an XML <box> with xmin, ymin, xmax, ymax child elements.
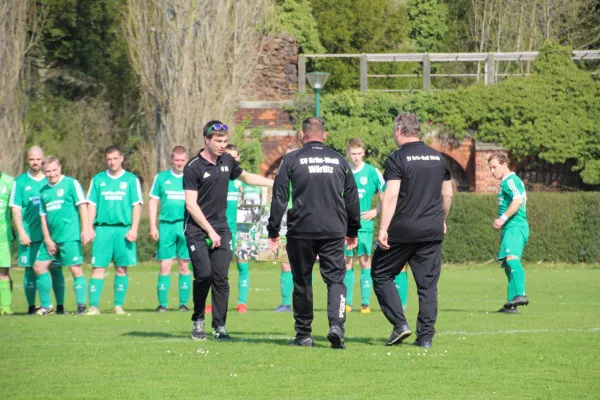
<box><xmin>125</xmin><ymin>229</ymin><xmax>138</xmax><ymax>242</ymax></box>
<box><xmin>345</xmin><ymin>236</ymin><xmax>358</xmax><ymax>250</ymax></box>
<box><xmin>80</xmin><ymin>230</ymin><xmax>91</xmax><ymax>245</ymax></box>
<box><xmin>268</xmin><ymin>237</ymin><xmax>281</xmax><ymax>253</ymax></box>
<box><xmin>377</xmin><ymin>230</ymin><xmax>390</xmax><ymax>250</ymax></box>
<box><xmin>19</xmin><ymin>232</ymin><xmax>32</xmax><ymax>247</ymax></box>
<box><xmin>150</xmin><ymin>226</ymin><xmax>159</xmax><ymax>242</ymax></box>
<box><xmin>208</xmin><ymin>231</ymin><xmax>221</xmax><ymax>248</ymax></box>
<box><xmin>493</xmin><ymin>218</ymin><xmax>505</xmax><ymax>230</ymax></box>
<box><xmin>88</xmin><ymin>228</ymin><xmax>96</xmax><ymax>243</ymax></box>
<box><xmin>45</xmin><ymin>239</ymin><xmax>57</xmax><ymax>256</ymax></box>
<box><xmin>361</xmin><ymin>209</ymin><xmax>377</xmax><ymax>221</ymax></box>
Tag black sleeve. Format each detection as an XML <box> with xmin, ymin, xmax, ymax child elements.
<box><xmin>228</xmin><ymin>154</ymin><xmax>244</xmax><ymax>180</ymax></box>
<box><xmin>441</xmin><ymin>156</ymin><xmax>451</xmax><ymax>181</ymax></box>
<box><xmin>383</xmin><ymin>151</ymin><xmax>403</xmax><ymax>181</ymax></box>
<box><xmin>183</xmin><ymin>163</ymin><xmax>201</xmax><ymax>190</ymax></box>
<box><xmin>267</xmin><ymin>156</ymin><xmax>290</xmax><ymax>238</ymax></box>
<box><xmin>342</xmin><ymin>160</ymin><xmax>361</xmax><ymax>238</ymax></box>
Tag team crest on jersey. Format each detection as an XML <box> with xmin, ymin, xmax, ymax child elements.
<box><xmin>165</xmin><ymin>180</ymin><xmax>171</xmax><ymax>184</ymax></box>
<box><xmin>57</xmin><ymin>189</ymin><xmax>64</xmax><ymax>197</ymax></box>
<box><xmin>120</xmin><ymin>182</ymin><xmax>128</xmax><ymax>189</ymax></box>
<box><xmin>1</xmin><ymin>187</ymin><xmax>6</xmax><ymax>194</ymax></box>
<box><xmin>25</xmin><ymin>186</ymin><xmax>31</xmax><ymax>191</ymax></box>
<box><xmin>360</xmin><ymin>177</ymin><xmax>368</xmax><ymax>185</ymax></box>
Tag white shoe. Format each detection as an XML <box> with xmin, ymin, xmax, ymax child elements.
<box><xmin>112</xmin><ymin>306</ymin><xmax>126</xmax><ymax>315</ymax></box>
<box><xmin>86</xmin><ymin>306</ymin><xmax>101</xmax><ymax>316</ymax></box>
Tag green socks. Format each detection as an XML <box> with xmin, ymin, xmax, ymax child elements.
<box><xmin>89</xmin><ymin>278</ymin><xmax>104</xmax><ymax>307</ymax></box>
<box><xmin>344</xmin><ymin>269</ymin><xmax>355</xmax><ymax>307</ymax></box>
<box><xmin>360</xmin><ymin>269</ymin><xmax>372</xmax><ymax>306</ymax></box>
<box><xmin>505</xmin><ymin>259</ymin><xmax>526</xmax><ymax>299</ymax></box>
<box><xmin>157</xmin><ymin>274</ymin><xmax>170</xmax><ymax>307</ymax></box>
<box><xmin>114</xmin><ymin>275</ymin><xmax>129</xmax><ymax>307</ymax></box>
<box><xmin>280</xmin><ymin>271</ymin><xmax>293</xmax><ymax>306</ymax></box>
<box><xmin>0</xmin><ymin>280</ymin><xmax>12</xmax><ymax>313</ymax></box>
<box><xmin>179</xmin><ymin>274</ymin><xmax>192</xmax><ymax>306</ymax></box>
<box><xmin>50</xmin><ymin>267</ymin><xmax>65</xmax><ymax>306</ymax></box>
<box><xmin>237</xmin><ymin>262</ymin><xmax>250</xmax><ymax>305</ymax></box>
<box><xmin>73</xmin><ymin>276</ymin><xmax>87</xmax><ymax>306</ymax></box>
<box><xmin>394</xmin><ymin>270</ymin><xmax>409</xmax><ymax>309</ymax></box>
<box><xmin>24</xmin><ymin>268</ymin><xmax>37</xmax><ymax>306</ymax></box>
<box><xmin>36</xmin><ymin>272</ymin><xmax>52</xmax><ymax>308</ymax></box>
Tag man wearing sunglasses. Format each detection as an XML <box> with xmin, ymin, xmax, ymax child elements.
<box><xmin>184</xmin><ymin>120</ymin><xmax>273</xmax><ymax>340</ymax></box>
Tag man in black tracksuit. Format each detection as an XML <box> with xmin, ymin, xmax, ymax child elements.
<box><xmin>267</xmin><ymin>117</ymin><xmax>361</xmax><ymax>349</ymax></box>
<box><xmin>372</xmin><ymin>113</ymin><xmax>454</xmax><ymax>349</ymax></box>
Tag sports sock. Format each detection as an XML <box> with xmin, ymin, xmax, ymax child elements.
<box><xmin>0</xmin><ymin>280</ymin><xmax>12</xmax><ymax>312</ymax></box>
<box><xmin>36</xmin><ymin>272</ymin><xmax>52</xmax><ymax>308</ymax></box>
<box><xmin>50</xmin><ymin>267</ymin><xmax>65</xmax><ymax>306</ymax></box>
<box><xmin>506</xmin><ymin>258</ymin><xmax>526</xmax><ymax>297</ymax></box>
<box><xmin>89</xmin><ymin>278</ymin><xmax>104</xmax><ymax>307</ymax></box>
<box><xmin>394</xmin><ymin>270</ymin><xmax>409</xmax><ymax>309</ymax></box>
<box><xmin>237</xmin><ymin>261</ymin><xmax>250</xmax><ymax>305</ymax></box>
<box><xmin>114</xmin><ymin>275</ymin><xmax>129</xmax><ymax>307</ymax></box>
<box><xmin>179</xmin><ymin>274</ymin><xmax>192</xmax><ymax>306</ymax></box>
<box><xmin>157</xmin><ymin>274</ymin><xmax>170</xmax><ymax>307</ymax></box>
<box><xmin>280</xmin><ymin>271</ymin><xmax>293</xmax><ymax>306</ymax></box>
<box><xmin>24</xmin><ymin>268</ymin><xmax>37</xmax><ymax>306</ymax></box>
<box><xmin>73</xmin><ymin>276</ymin><xmax>87</xmax><ymax>306</ymax></box>
<box><xmin>343</xmin><ymin>269</ymin><xmax>355</xmax><ymax>307</ymax></box>
<box><xmin>502</xmin><ymin>261</ymin><xmax>516</xmax><ymax>302</ymax></box>
<box><xmin>360</xmin><ymin>268</ymin><xmax>372</xmax><ymax>306</ymax></box>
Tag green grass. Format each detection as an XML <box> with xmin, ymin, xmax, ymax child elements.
<box><xmin>2</xmin><ymin>263</ymin><xmax>599</xmax><ymax>399</ymax></box>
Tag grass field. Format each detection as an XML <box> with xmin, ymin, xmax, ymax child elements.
<box><xmin>1</xmin><ymin>262</ymin><xmax>599</xmax><ymax>399</ymax></box>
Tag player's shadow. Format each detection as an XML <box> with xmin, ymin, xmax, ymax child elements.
<box><xmin>122</xmin><ymin>331</ymin><xmax>189</xmax><ymax>339</ymax></box>
<box><xmin>440</xmin><ymin>308</ymin><xmax>490</xmax><ymax>313</ymax></box>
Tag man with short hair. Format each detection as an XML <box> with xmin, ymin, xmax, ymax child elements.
<box><xmin>34</xmin><ymin>157</ymin><xmax>90</xmax><ymax>315</ymax></box>
<box><xmin>149</xmin><ymin>146</ymin><xmax>192</xmax><ymax>312</ymax></box>
<box><xmin>372</xmin><ymin>112</ymin><xmax>453</xmax><ymax>349</ymax></box>
<box><xmin>86</xmin><ymin>145</ymin><xmax>143</xmax><ymax>315</ymax></box>
<box><xmin>268</xmin><ymin>117</ymin><xmax>361</xmax><ymax>349</ymax></box>
<box><xmin>10</xmin><ymin>146</ymin><xmax>65</xmax><ymax>315</ymax></box>
<box><xmin>184</xmin><ymin>120</ymin><xmax>273</xmax><ymax>340</ymax></box>
<box><xmin>0</xmin><ymin>170</ymin><xmax>15</xmax><ymax>315</ymax></box>
<box><xmin>488</xmin><ymin>153</ymin><xmax>530</xmax><ymax>313</ymax></box>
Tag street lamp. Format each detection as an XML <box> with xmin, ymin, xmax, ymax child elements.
<box><xmin>306</xmin><ymin>71</ymin><xmax>330</xmax><ymax>117</ymax></box>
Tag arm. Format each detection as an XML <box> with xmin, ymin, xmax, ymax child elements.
<box><xmin>77</xmin><ymin>203</ymin><xmax>91</xmax><ymax>244</ymax></box>
<box><xmin>377</xmin><ymin>180</ymin><xmax>400</xmax><ymax>250</ymax></box>
<box><xmin>343</xmin><ymin>165</ymin><xmax>361</xmax><ymax>239</ymax></box>
<box><xmin>441</xmin><ymin>180</ymin><xmax>453</xmax><ymax>233</ymax></box>
<box><xmin>185</xmin><ymin>190</ymin><xmax>220</xmax><ymax>247</ymax></box>
<box><xmin>11</xmin><ymin>207</ymin><xmax>31</xmax><ymax>246</ymax></box>
<box><xmin>267</xmin><ymin>159</ymin><xmax>290</xmax><ymax>241</ymax></box>
<box><xmin>362</xmin><ymin>191</ymin><xmax>384</xmax><ymax>221</ymax></box>
<box><xmin>148</xmin><ymin>197</ymin><xmax>160</xmax><ymax>241</ymax></box>
<box><xmin>126</xmin><ymin>203</ymin><xmax>141</xmax><ymax>242</ymax></box>
<box><xmin>493</xmin><ymin>197</ymin><xmax>524</xmax><ymax>230</ymax></box>
<box><xmin>87</xmin><ymin>204</ymin><xmax>97</xmax><ymax>241</ymax></box>
<box><xmin>40</xmin><ymin>215</ymin><xmax>57</xmax><ymax>255</ymax></box>
<box><xmin>238</xmin><ymin>171</ymin><xmax>273</xmax><ymax>187</ymax></box>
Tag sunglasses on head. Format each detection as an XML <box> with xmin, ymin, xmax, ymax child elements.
<box><xmin>205</xmin><ymin>124</ymin><xmax>229</xmax><ymax>136</ymax></box>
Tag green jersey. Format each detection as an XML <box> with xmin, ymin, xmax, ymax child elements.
<box><xmin>226</xmin><ymin>179</ymin><xmax>242</xmax><ymax>225</ymax></box>
<box><xmin>352</xmin><ymin>163</ymin><xmax>385</xmax><ymax>232</ymax></box>
<box><xmin>9</xmin><ymin>172</ymin><xmax>47</xmax><ymax>242</ymax></box>
<box><xmin>0</xmin><ymin>173</ymin><xmax>15</xmax><ymax>243</ymax></box>
<box><xmin>150</xmin><ymin>169</ymin><xmax>185</xmax><ymax>222</ymax></box>
<box><xmin>498</xmin><ymin>173</ymin><xmax>528</xmax><ymax>229</ymax></box>
<box><xmin>242</xmin><ymin>182</ymin><xmax>261</xmax><ymax>203</ymax></box>
<box><xmin>87</xmin><ymin>170</ymin><xmax>143</xmax><ymax>226</ymax></box>
<box><xmin>39</xmin><ymin>176</ymin><xmax>86</xmax><ymax>243</ymax></box>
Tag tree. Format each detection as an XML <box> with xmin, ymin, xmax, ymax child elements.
<box><xmin>271</xmin><ymin>0</ymin><xmax>325</xmax><ymax>54</ymax></box>
<box><xmin>407</xmin><ymin>0</ymin><xmax>449</xmax><ymax>53</ymax></box>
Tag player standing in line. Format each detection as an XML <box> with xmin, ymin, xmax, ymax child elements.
<box><xmin>86</xmin><ymin>145</ymin><xmax>143</xmax><ymax>315</ymax></box>
<box><xmin>149</xmin><ymin>146</ymin><xmax>192</xmax><ymax>313</ymax></box>
<box><xmin>0</xmin><ymin>170</ymin><xmax>15</xmax><ymax>315</ymax></box>
<box><xmin>34</xmin><ymin>157</ymin><xmax>90</xmax><ymax>315</ymax></box>
<box><xmin>488</xmin><ymin>153</ymin><xmax>530</xmax><ymax>313</ymax></box>
<box><xmin>10</xmin><ymin>146</ymin><xmax>65</xmax><ymax>315</ymax></box>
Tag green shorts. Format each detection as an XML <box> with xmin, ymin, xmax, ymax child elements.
<box><xmin>37</xmin><ymin>240</ymin><xmax>83</xmax><ymax>266</ymax></box>
<box><xmin>0</xmin><ymin>240</ymin><xmax>11</xmax><ymax>268</ymax></box>
<box><xmin>344</xmin><ymin>231</ymin><xmax>374</xmax><ymax>257</ymax></box>
<box><xmin>156</xmin><ymin>221</ymin><xmax>189</xmax><ymax>260</ymax></box>
<box><xmin>18</xmin><ymin>242</ymin><xmax>42</xmax><ymax>267</ymax></box>
<box><xmin>498</xmin><ymin>226</ymin><xmax>529</xmax><ymax>261</ymax></box>
<box><xmin>92</xmin><ymin>225</ymin><xmax>137</xmax><ymax>267</ymax></box>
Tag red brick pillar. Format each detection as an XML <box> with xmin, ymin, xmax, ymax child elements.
<box><xmin>474</xmin><ymin>142</ymin><xmax>508</xmax><ymax>193</ymax></box>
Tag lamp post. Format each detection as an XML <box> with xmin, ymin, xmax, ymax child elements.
<box><xmin>305</xmin><ymin>72</ymin><xmax>330</xmax><ymax>117</ymax></box>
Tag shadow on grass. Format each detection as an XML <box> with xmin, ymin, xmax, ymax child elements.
<box><xmin>122</xmin><ymin>331</ymin><xmax>189</xmax><ymax>339</ymax></box>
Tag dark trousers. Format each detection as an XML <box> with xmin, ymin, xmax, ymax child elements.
<box><xmin>186</xmin><ymin>235</ymin><xmax>232</xmax><ymax>328</ymax></box>
<box><xmin>371</xmin><ymin>240</ymin><xmax>442</xmax><ymax>340</ymax></box>
<box><xmin>286</xmin><ymin>237</ymin><xmax>347</xmax><ymax>338</ymax></box>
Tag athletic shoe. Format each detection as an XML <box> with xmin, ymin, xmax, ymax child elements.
<box><xmin>86</xmin><ymin>306</ymin><xmax>101</xmax><ymax>316</ymax></box>
<box><xmin>56</xmin><ymin>305</ymin><xmax>66</xmax><ymax>315</ymax></box>
<box><xmin>360</xmin><ymin>304</ymin><xmax>371</xmax><ymax>314</ymax></box>
<box><xmin>214</xmin><ymin>326</ymin><xmax>232</xmax><ymax>341</ymax></box>
<box><xmin>412</xmin><ymin>338</ymin><xmax>432</xmax><ymax>348</ymax></box>
<box><xmin>75</xmin><ymin>304</ymin><xmax>86</xmax><ymax>315</ymax></box>
<box><xmin>289</xmin><ymin>336</ymin><xmax>314</xmax><ymax>347</ymax></box>
<box><xmin>496</xmin><ymin>305</ymin><xmax>518</xmax><ymax>314</ymax></box>
<box><xmin>155</xmin><ymin>305</ymin><xmax>167</xmax><ymax>313</ymax></box>
<box><xmin>345</xmin><ymin>305</ymin><xmax>353</xmax><ymax>313</ymax></box>
<box><xmin>192</xmin><ymin>320</ymin><xmax>206</xmax><ymax>340</ymax></box>
<box><xmin>112</xmin><ymin>306</ymin><xmax>126</xmax><ymax>315</ymax></box>
<box><xmin>506</xmin><ymin>295</ymin><xmax>529</xmax><ymax>308</ymax></box>
<box><xmin>36</xmin><ymin>305</ymin><xmax>54</xmax><ymax>316</ymax></box>
<box><xmin>275</xmin><ymin>304</ymin><xmax>292</xmax><ymax>312</ymax></box>
<box><xmin>385</xmin><ymin>325</ymin><xmax>412</xmax><ymax>346</ymax></box>
<box><xmin>205</xmin><ymin>304</ymin><xmax>212</xmax><ymax>313</ymax></box>
<box><xmin>26</xmin><ymin>305</ymin><xmax>38</xmax><ymax>316</ymax></box>
<box><xmin>179</xmin><ymin>305</ymin><xmax>190</xmax><ymax>312</ymax></box>
<box><xmin>237</xmin><ymin>304</ymin><xmax>248</xmax><ymax>313</ymax></box>
<box><xmin>0</xmin><ymin>308</ymin><xmax>13</xmax><ymax>316</ymax></box>
<box><xmin>327</xmin><ymin>325</ymin><xmax>346</xmax><ymax>349</ymax></box>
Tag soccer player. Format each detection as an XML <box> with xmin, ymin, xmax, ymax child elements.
<box><xmin>11</xmin><ymin>146</ymin><xmax>65</xmax><ymax>315</ymax></box>
<box><xmin>343</xmin><ymin>138</ymin><xmax>386</xmax><ymax>314</ymax></box>
<box><xmin>488</xmin><ymin>153</ymin><xmax>530</xmax><ymax>313</ymax></box>
<box><xmin>0</xmin><ymin>170</ymin><xmax>15</xmax><ymax>315</ymax></box>
<box><xmin>184</xmin><ymin>120</ymin><xmax>273</xmax><ymax>340</ymax></box>
<box><xmin>34</xmin><ymin>157</ymin><xmax>90</xmax><ymax>315</ymax></box>
<box><xmin>86</xmin><ymin>145</ymin><xmax>143</xmax><ymax>315</ymax></box>
<box><xmin>149</xmin><ymin>146</ymin><xmax>192</xmax><ymax>312</ymax></box>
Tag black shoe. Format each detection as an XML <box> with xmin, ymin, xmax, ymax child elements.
<box><xmin>327</xmin><ymin>325</ymin><xmax>346</xmax><ymax>349</ymax></box>
<box><xmin>506</xmin><ymin>295</ymin><xmax>529</xmax><ymax>308</ymax></box>
<box><xmin>289</xmin><ymin>336</ymin><xmax>314</xmax><ymax>347</ymax></box>
<box><xmin>496</xmin><ymin>305</ymin><xmax>518</xmax><ymax>314</ymax></box>
<box><xmin>155</xmin><ymin>305</ymin><xmax>167</xmax><ymax>313</ymax></box>
<box><xmin>214</xmin><ymin>326</ymin><xmax>231</xmax><ymax>341</ymax></box>
<box><xmin>75</xmin><ymin>304</ymin><xmax>87</xmax><ymax>315</ymax></box>
<box><xmin>385</xmin><ymin>325</ymin><xmax>412</xmax><ymax>346</ymax></box>
<box><xmin>179</xmin><ymin>305</ymin><xmax>190</xmax><ymax>312</ymax></box>
<box><xmin>191</xmin><ymin>320</ymin><xmax>206</xmax><ymax>340</ymax></box>
<box><xmin>412</xmin><ymin>338</ymin><xmax>432</xmax><ymax>348</ymax></box>
<box><xmin>56</xmin><ymin>305</ymin><xmax>66</xmax><ymax>315</ymax></box>
<box><xmin>26</xmin><ymin>305</ymin><xmax>38</xmax><ymax>316</ymax></box>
